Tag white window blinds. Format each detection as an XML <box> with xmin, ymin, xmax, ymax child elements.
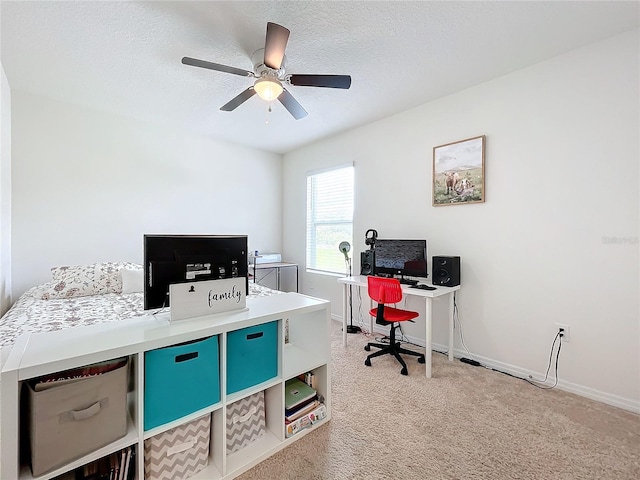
<box><xmin>306</xmin><ymin>165</ymin><xmax>354</xmax><ymax>275</ymax></box>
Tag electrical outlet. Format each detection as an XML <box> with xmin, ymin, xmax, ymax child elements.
<box><xmin>555</xmin><ymin>323</ymin><xmax>570</xmax><ymax>342</ymax></box>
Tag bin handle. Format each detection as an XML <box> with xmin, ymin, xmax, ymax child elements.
<box><xmin>246</xmin><ymin>332</ymin><xmax>264</xmax><ymax>340</ymax></box>
<box><xmin>69</xmin><ymin>399</ymin><xmax>103</xmax><ymax>421</ymax></box>
<box><xmin>233</xmin><ymin>406</ymin><xmax>257</xmax><ymax>424</ymax></box>
<box><xmin>175</xmin><ymin>352</ymin><xmax>199</xmax><ymax>363</ymax></box>
<box><xmin>167</xmin><ymin>439</ymin><xmax>196</xmax><ymax>456</ymax></box>
<box><xmin>60</xmin><ymin>398</ymin><xmax>109</xmax><ymax>423</ymax></box>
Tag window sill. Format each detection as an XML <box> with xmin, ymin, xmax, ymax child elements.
<box><xmin>306</xmin><ymin>269</ymin><xmax>347</xmax><ymax>278</ymax></box>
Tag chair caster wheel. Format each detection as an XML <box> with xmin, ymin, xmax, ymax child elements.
<box><xmin>401</xmin><ymin>367</ymin><xmax>408</xmax><ymax>376</ymax></box>
<box><xmin>365</xmin><ymin>358</ymin><xmax>371</xmax><ymax>367</ymax></box>
<box><xmin>364</xmin><ymin>345</ymin><xmax>371</xmax><ymax>351</ymax></box>
<box><xmin>418</xmin><ymin>356</ymin><xmax>425</xmax><ymax>364</ymax></box>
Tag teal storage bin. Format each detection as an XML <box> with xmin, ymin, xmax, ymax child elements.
<box><xmin>144</xmin><ymin>335</ymin><xmax>220</xmax><ymax>431</ymax></box>
<box><xmin>227</xmin><ymin>321</ymin><xmax>278</xmax><ymax>394</ymax></box>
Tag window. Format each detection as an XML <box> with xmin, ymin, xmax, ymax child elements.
<box><xmin>306</xmin><ymin>165</ymin><xmax>354</xmax><ymax>275</ymax></box>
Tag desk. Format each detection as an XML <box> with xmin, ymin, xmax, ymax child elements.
<box><xmin>337</xmin><ymin>275</ymin><xmax>460</xmax><ymax>378</ymax></box>
<box><xmin>252</xmin><ymin>262</ymin><xmax>299</xmax><ymax>292</ymax></box>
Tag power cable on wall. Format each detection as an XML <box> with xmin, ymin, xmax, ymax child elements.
<box><xmin>454</xmin><ymin>293</ymin><xmax>563</xmax><ymax>390</ymax></box>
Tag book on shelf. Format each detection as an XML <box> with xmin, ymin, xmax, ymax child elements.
<box><xmin>285</xmin><ymin>399</ymin><xmax>321</xmax><ymax>423</ymax></box>
<box><xmin>285</xmin><ymin>403</ymin><xmax>327</xmax><ymax>438</ymax></box>
<box><xmin>285</xmin><ymin>378</ymin><xmax>317</xmax><ymax>411</ymax></box>
<box><xmin>296</xmin><ymin>371</ymin><xmax>317</xmax><ymax>390</ymax></box>
<box><xmin>73</xmin><ymin>445</ymin><xmax>135</xmax><ymax>480</ymax></box>
<box><xmin>122</xmin><ymin>448</ymin><xmax>132</xmax><ymax>480</ymax></box>
<box><xmin>285</xmin><ymin>394</ymin><xmax>318</xmax><ymax>418</ymax></box>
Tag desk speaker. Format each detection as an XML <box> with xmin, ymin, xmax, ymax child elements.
<box><xmin>432</xmin><ymin>256</ymin><xmax>460</xmax><ymax>287</ymax></box>
<box><xmin>360</xmin><ymin>250</ymin><xmax>375</xmax><ymax>276</ymax></box>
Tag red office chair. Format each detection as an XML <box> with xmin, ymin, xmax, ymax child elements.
<box><xmin>364</xmin><ymin>276</ymin><xmax>425</xmax><ymax>375</ymax></box>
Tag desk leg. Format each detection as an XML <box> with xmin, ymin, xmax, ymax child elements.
<box><xmin>276</xmin><ymin>267</ymin><xmax>281</xmax><ymax>291</ymax></box>
<box><xmin>425</xmin><ymin>297</ymin><xmax>433</xmax><ymax>378</ymax></box>
<box><xmin>448</xmin><ymin>293</ymin><xmax>455</xmax><ymax>362</ymax></box>
<box><xmin>342</xmin><ymin>283</ymin><xmax>348</xmax><ymax>347</ymax></box>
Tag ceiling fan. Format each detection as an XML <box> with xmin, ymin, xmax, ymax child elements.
<box><xmin>182</xmin><ymin>22</ymin><xmax>352</xmax><ymax>120</ymax></box>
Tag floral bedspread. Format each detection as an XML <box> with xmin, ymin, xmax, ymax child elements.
<box><xmin>0</xmin><ymin>282</ymin><xmax>279</xmax><ymax>349</ymax></box>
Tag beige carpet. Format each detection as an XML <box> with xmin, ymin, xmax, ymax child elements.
<box><xmin>239</xmin><ymin>321</ymin><xmax>639</xmax><ymax>480</ymax></box>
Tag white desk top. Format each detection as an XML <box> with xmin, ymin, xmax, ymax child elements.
<box><xmin>337</xmin><ymin>275</ymin><xmax>460</xmax><ymax>298</ymax></box>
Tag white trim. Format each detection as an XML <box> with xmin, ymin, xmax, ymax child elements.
<box><xmin>305</xmin><ymin>162</ymin><xmax>354</xmax><ymax>178</ymax></box>
<box><xmin>307</xmin><ymin>269</ymin><xmax>344</xmax><ymax>278</ymax></box>
<box><xmin>334</xmin><ymin>318</ymin><xmax>640</xmax><ymax>414</ymax></box>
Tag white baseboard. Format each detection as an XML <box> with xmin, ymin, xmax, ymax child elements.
<box><xmin>332</xmin><ymin>316</ymin><xmax>640</xmax><ymax>414</ymax></box>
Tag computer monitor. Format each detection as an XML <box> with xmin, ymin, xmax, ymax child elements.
<box><xmin>143</xmin><ymin>234</ymin><xmax>248</xmax><ymax>310</ymax></box>
<box><xmin>373</xmin><ymin>239</ymin><xmax>428</xmax><ymax>280</ymax></box>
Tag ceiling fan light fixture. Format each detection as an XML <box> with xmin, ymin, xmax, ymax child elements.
<box><xmin>254</xmin><ymin>77</ymin><xmax>283</xmax><ymax>101</ymax></box>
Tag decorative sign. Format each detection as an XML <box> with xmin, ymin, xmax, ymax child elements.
<box><xmin>169</xmin><ymin>277</ymin><xmax>247</xmax><ymax>322</ymax></box>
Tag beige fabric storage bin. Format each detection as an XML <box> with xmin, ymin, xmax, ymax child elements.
<box><xmin>226</xmin><ymin>391</ymin><xmax>266</xmax><ymax>454</ymax></box>
<box><xmin>144</xmin><ymin>414</ymin><xmax>210</xmax><ymax>480</ymax></box>
<box><xmin>27</xmin><ymin>359</ymin><xmax>128</xmax><ymax>476</ymax></box>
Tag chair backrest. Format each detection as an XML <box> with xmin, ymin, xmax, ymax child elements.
<box><xmin>367</xmin><ymin>276</ymin><xmax>404</xmax><ymax>305</ymax></box>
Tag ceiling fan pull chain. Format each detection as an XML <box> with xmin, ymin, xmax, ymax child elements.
<box><xmin>265</xmin><ymin>103</ymin><xmax>273</xmax><ymax>125</ymax></box>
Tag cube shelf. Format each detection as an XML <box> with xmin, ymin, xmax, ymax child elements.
<box><xmin>1</xmin><ymin>293</ymin><xmax>331</xmax><ymax>480</ymax></box>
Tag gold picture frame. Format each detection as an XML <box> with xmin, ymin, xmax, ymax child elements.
<box><xmin>433</xmin><ymin>135</ymin><xmax>486</xmax><ymax>206</ymax></box>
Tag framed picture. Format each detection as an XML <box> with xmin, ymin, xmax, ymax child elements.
<box><xmin>433</xmin><ymin>135</ymin><xmax>485</xmax><ymax>206</ymax></box>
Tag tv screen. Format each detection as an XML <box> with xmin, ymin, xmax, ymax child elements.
<box><xmin>144</xmin><ymin>234</ymin><xmax>248</xmax><ymax>310</ymax></box>
<box><xmin>374</xmin><ymin>239</ymin><xmax>428</xmax><ymax>279</ymax></box>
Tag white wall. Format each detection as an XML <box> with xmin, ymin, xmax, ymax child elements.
<box><xmin>283</xmin><ymin>30</ymin><xmax>639</xmax><ymax>411</ymax></box>
<box><xmin>0</xmin><ymin>65</ymin><xmax>11</xmax><ymax>316</ymax></box>
<box><xmin>11</xmin><ymin>91</ymin><xmax>283</xmax><ymax>298</ymax></box>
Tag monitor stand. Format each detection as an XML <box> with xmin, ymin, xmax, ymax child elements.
<box><xmin>398</xmin><ymin>275</ymin><xmax>418</xmax><ymax>286</ymax></box>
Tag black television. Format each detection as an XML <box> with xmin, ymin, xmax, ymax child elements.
<box><xmin>373</xmin><ymin>239</ymin><xmax>428</xmax><ymax>280</ymax></box>
<box><xmin>144</xmin><ymin>234</ymin><xmax>248</xmax><ymax>310</ymax></box>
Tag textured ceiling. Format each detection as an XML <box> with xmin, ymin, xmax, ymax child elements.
<box><xmin>1</xmin><ymin>1</ymin><xmax>638</xmax><ymax>154</ymax></box>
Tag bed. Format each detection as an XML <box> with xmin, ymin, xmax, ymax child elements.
<box><xmin>0</xmin><ymin>261</ymin><xmax>280</xmax><ymax>350</ymax></box>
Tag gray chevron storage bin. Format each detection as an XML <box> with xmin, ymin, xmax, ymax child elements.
<box><xmin>144</xmin><ymin>414</ymin><xmax>210</xmax><ymax>480</ymax></box>
<box><xmin>226</xmin><ymin>391</ymin><xmax>266</xmax><ymax>453</ymax></box>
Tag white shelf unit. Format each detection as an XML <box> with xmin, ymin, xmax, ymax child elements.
<box><xmin>0</xmin><ymin>292</ymin><xmax>331</xmax><ymax>480</ymax></box>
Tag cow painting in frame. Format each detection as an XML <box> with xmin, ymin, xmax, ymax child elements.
<box><xmin>433</xmin><ymin>135</ymin><xmax>486</xmax><ymax>206</ymax></box>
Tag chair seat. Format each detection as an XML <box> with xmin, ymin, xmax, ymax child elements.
<box><xmin>368</xmin><ymin>306</ymin><xmax>419</xmax><ymax>323</ymax></box>
<box><xmin>365</xmin><ymin>276</ymin><xmax>424</xmax><ymax>375</ymax></box>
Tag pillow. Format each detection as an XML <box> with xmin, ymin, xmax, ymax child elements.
<box><xmin>93</xmin><ymin>262</ymin><xmax>123</xmax><ymax>295</ymax></box>
<box><xmin>49</xmin><ymin>262</ymin><xmax>144</xmax><ymax>297</ymax></box>
<box><xmin>24</xmin><ymin>281</ymin><xmax>60</xmax><ymax>301</ymax></box>
<box><xmin>121</xmin><ymin>267</ymin><xmax>144</xmax><ymax>294</ymax></box>
<box><xmin>49</xmin><ymin>264</ymin><xmax>95</xmax><ymax>298</ymax></box>
<box><xmin>51</xmin><ymin>264</ymin><xmax>95</xmax><ymax>283</ymax></box>
<box><xmin>41</xmin><ymin>281</ymin><xmax>93</xmax><ymax>299</ymax></box>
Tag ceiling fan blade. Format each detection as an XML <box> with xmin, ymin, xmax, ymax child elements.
<box><xmin>264</xmin><ymin>22</ymin><xmax>290</xmax><ymax>70</ymax></box>
<box><xmin>182</xmin><ymin>57</ymin><xmax>254</xmax><ymax>77</ymax></box>
<box><xmin>278</xmin><ymin>88</ymin><xmax>308</xmax><ymax>120</ymax></box>
<box><xmin>289</xmin><ymin>74</ymin><xmax>352</xmax><ymax>89</ymax></box>
<box><xmin>220</xmin><ymin>88</ymin><xmax>256</xmax><ymax>111</ymax></box>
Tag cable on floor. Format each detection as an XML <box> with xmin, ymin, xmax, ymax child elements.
<box><xmin>435</xmin><ymin>292</ymin><xmax>563</xmax><ymax>389</ymax></box>
<box><xmin>523</xmin><ymin>332</ymin><xmax>562</xmax><ymax>389</ymax></box>
<box><xmin>459</xmin><ymin>327</ymin><xmax>563</xmax><ymax>390</ymax></box>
